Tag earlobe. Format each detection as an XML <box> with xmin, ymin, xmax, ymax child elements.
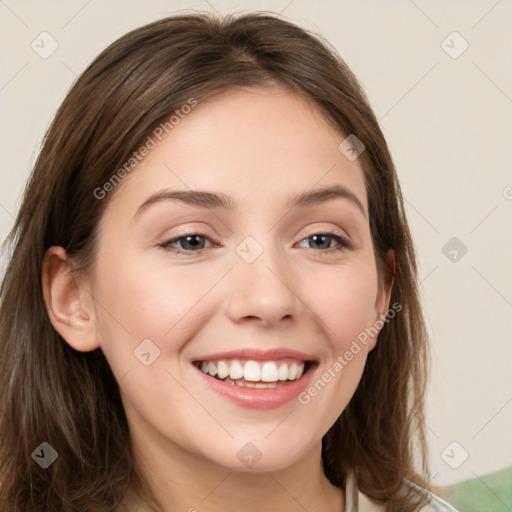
<box><xmin>42</xmin><ymin>246</ymin><xmax>100</xmax><ymax>352</ymax></box>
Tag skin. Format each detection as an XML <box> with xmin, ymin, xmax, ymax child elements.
<box><xmin>42</xmin><ymin>85</ymin><xmax>394</xmax><ymax>512</ymax></box>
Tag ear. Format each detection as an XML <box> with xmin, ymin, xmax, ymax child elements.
<box><xmin>368</xmin><ymin>249</ymin><xmax>396</xmax><ymax>351</ymax></box>
<box><xmin>41</xmin><ymin>246</ymin><xmax>100</xmax><ymax>352</ymax></box>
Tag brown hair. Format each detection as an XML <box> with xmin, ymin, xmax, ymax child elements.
<box><xmin>0</xmin><ymin>12</ymin><xmax>431</xmax><ymax>511</ymax></box>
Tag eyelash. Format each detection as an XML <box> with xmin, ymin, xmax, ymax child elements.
<box><xmin>158</xmin><ymin>231</ymin><xmax>352</xmax><ymax>255</ymax></box>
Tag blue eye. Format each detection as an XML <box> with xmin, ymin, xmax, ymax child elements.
<box><xmin>297</xmin><ymin>232</ymin><xmax>351</xmax><ymax>252</ymax></box>
<box><xmin>159</xmin><ymin>233</ymin><xmax>213</xmax><ymax>253</ymax></box>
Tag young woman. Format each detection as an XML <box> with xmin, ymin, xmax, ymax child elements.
<box><xmin>0</xmin><ymin>12</ymin><xmax>458</xmax><ymax>512</ymax></box>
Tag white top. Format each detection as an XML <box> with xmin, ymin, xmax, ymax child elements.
<box><xmin>345</xmin><ymin>472</ymin><xmax>459</xmax><ymax>511</ymax></box>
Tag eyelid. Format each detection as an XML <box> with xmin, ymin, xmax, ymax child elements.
<box><xmin>298</xmin><ymin>223</ymin><xmax>353</xmax><ymax>244</ymax></box>
<box><xmin>157</xmin><ymin>221</ymin><xmax>220</xmax><ymax>244</ymax></box>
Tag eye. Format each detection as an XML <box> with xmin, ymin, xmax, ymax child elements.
<box><xmin>297</xmin><ymin>232</ymin><xmax>351</xmax><ymax>252</ymax></box>
<box><xmin>159</xmin><ymin>233</ymin><xmax>214</xmax><ymax>253</ymax></box>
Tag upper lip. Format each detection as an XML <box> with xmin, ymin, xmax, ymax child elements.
<box><xmin>192</xmin><ymin>348</ymin><xmax>318</xmax><ymax>363</ymax></box>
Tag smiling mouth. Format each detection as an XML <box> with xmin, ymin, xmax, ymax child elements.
<box><xmin>193</xmin><ymin>358</ymin><xmax>316</xmax><ymax>388</ymax></box>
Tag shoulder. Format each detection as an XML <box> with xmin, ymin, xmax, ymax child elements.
<box><xmin>345</xmin><ymin>471</ymin><xmax>460</xmax><ymax>511</ymax></box>
<box><xmin>404</xmin><ymin>479</ymin><xmax>460</xmax><ymax>512</ymax></box>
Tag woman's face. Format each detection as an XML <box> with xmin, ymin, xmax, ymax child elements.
<box><xmin>87</xmin><ymin>86</ymin><xmax>392</xmax><ymax>472</ymax></box>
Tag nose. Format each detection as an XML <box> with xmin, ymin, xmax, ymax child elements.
<box><xmin>222</xmin><ymin>241</ymin><xmax>301</xmax><ymax>327</ymax></box>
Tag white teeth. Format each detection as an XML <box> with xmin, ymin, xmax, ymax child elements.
<box><xmin>217</xmin><ymin>360</ymin><xmax>230</xmax><ymax>379</ymax></box>
<box><xmin>208</xmin><ymin>362</ymin><xmax>217</xmax><ymax>377</ymax></box>
<box><xmin>261</xmin><ymin>362</ymin><xmax>278</xmax><ymax>382</ymax></box>
<box><xmin>244</xmin><ymin>361</ymin><xmax>261</xmax><ymax>381</ymax></box>
<box><xmin>197</xmin><ymin>359</ymin><xmax>308</xmax><ymax>383</ymax></box>
<box><xmin>229</xmin><ymin>361</ymin><xmax>244</xmax><ymax>380</ymax></box>
<box><xmin>277</xmin><ymin>363</ymin><xmax>288</xmax><ymax>381</ymax></box>
<box><xmin>254</xmin><ymin>382</ymin><xmax>279</xmax><ymax>388</ymax></box>
<box><xmin>224</xmin><ymin>376</ymin><xmax>281</xmax><ymax>388</ymax></box>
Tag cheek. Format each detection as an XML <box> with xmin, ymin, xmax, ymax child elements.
<box><xmin>295</xmin><ymin>262</ymin><xmax>379</xmax><ymax>434</ymax></box>
<box><xmin>91</xmin><ymin>252</ymin><xmax>220</xmax><ymax>371</ymax></box>
<box><xmin>90</xmin><ymin>257</ymin><xmax>222</xmax><ymax>441</ymax></box>
<box><xmin>306</xmin><ymin>259</ymin><xmax>379</xmax><ymax>349</ymax></box>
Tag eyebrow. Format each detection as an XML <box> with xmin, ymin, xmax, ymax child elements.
<box><xmin>290</xmin><ymin>184</ymin><xmax>366</xmax><ymax>217</ymax></box>
<box><xmin>134</xmin><ymin>184</ymin><xmax>366</xmax><ymax>218</ymax></box>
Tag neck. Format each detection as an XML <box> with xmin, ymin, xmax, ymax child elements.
<box><xmin>122</xmin><ymin>416</ymin><xmax>344</xmax><ymax>512</ymax></box>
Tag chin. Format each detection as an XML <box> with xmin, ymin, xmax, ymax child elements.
<box><xmin>200</xmin><ymin>434</ymin><xmax>316</xmax><ymax>473</ymax></box>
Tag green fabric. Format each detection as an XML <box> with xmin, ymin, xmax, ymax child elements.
<box><xmin>444</xmin><ymin>466</ymin><xmax>512</xmax><ymax>512</ymax></box>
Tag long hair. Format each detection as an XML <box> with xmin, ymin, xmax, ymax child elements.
<box><xmin>0</xmin><ymin>12</ymin><xmax>430</xmax><ymax>511</ymax></box>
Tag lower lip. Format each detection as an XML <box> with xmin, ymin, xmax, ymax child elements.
<box><xmin>193</xmin><ymin>364</ymin><xmax>317</xmax><ymax>410</ymax></box>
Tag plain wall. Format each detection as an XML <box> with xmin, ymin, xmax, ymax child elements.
<box><xmin>1</xmin><ymin>0</ymin><xmax>511</xmax><ymax>486</ymax></box>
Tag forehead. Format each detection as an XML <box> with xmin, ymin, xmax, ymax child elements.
<box><xmin>104</xmin><ymin>85</ymin><xmax>368</xmax><ymax>218</ymax></box>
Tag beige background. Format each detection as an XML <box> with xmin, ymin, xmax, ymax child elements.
<box><xmin>1</xmin><ymin>0</ymin><xmax>511</xmax><ymax>486</ymax></box>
